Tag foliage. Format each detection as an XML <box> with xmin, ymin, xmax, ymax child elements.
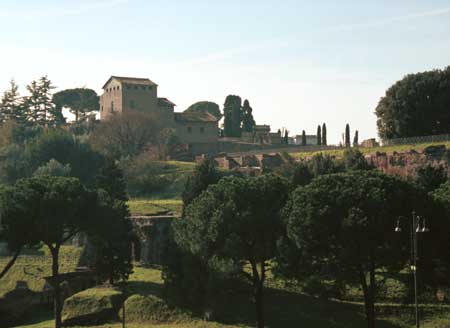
<box><xmin>0</xmin><ymin>80</ymin><xmax>25</xmax><ymax>124</ymax></box>
<box><xmin>120</xmin><ymin>159</ymin><xmax>195</xmax><ymax>198</ymax></box>
<box><xmin>241</xmin><ymin>100</ymin><xmax>256</xmax><ymax>133</ymax></box>
<box><xmin>185</xmin><ymin>101</ymin><xmax>221</xmax><ymax>119</ymax></box>
<box><xmin>223</xmin><ymin>95</ymin><xmax>242</xmax><ymax>137</ymax></box>
<box><xmin>182</xmin><ymin>158</ymin><xmax>222</xmax><ymax>212</ymax></box>
<box><xmin>416</xmin><ymin>164</ymin><xmax>448</xmax><ymax>192</ymax></box>
<box><xmin>89</xmin><ymin>111</ymin><xmax>163</xmax><ymax>159</ymax></box>
<box><xmin>278</xmin><ymin>171</ymin><xmax>425</xmax><ymax>328</ymax></box>
<box><xmin>345</xmin><ymin>123</ymin><xmax>351</xmax><ymax>147</ymax></box>
<box><xmin>33</xmin><ymin>159</ymin><xmax>71</xmax><ymax>177</ymax></box>
<box><xmin>26</xmin><ymin>129</ymin><xmax>105</xmax><ymax>186</ymax></box>
<box><xmin>375</xmin><ymin>66</ymin><xmax>450</xmax><ymax>139</ymax></box>
<box><xmin>301</xmin><ymin>130</ymin><xmax>306</xmax><ymax>146</ymax></box>
<box><xmin>308</xmin><ymin>152</ymin><xmax>344</xmax><ymax>176</ymax></box>
<box><xmin>52</xmin><ymin>88</ymin><xmax>99</xmax><ymax>122</ymax></box>
<box><xmin>322</xmin><ymin>123</ymin><xmax>327</xmax><ymax>146</ymax></box>
<box><xmin>173</xmin><ymin>174</ymin><xmax>290</xmax><ymax>328</ymax></box>
<box><xmin>353</xmin><ymin>130</ymin><xmax>359</xmax><ymax>146</ymax></box>
<box><xmin>341</xmin><ymin>148</ymin><xmax>373</xmax><ymax>171</ymax></box>
<box><xmin>292</xmin><ymin>162</ymin><xmax>313</xmax><ymax>187</ymax></box>
<box><xmin>316</xmin><ymin>125</ymin><xmax>321</xmax><ymax>145</ymax></box>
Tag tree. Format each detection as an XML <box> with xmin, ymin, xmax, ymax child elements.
<box><xmin>345</xmin><ymin>123</ymin><xmax>351</xmax><ymax>147</ymax></box>
<box><xmin>27</xmin><ymin>129</ymin><xmax>105</xmax><ymax>186</ymax></box>
<box><xmin>89</xmin><ymin>111</ymin><xmax>162</xmax><ymax>159</ymax></box>
<box><xmin>341</xmin><ymin>148</ymin><xmax>373</xmax><ymax>171</ymax></box>
<box><xmin>88</xmin><ymin>163</ymin><xmax>132</xmax><ymax>284</ymax></box>
<box><xmin>301</xmin><ymin>130</ymin><xmax>306</xmax><ymax>146</ymax></box>
<box><xmin>0</xmin><ymin>176</ymin><xmax>97</xmax><ymax>328</ymax></box>
<box><xmin>283</xmin><ymin>129</ymin><xmax>289</xmax><ymax>144</ymax></box>
<box><xmin>322</xmin><ymin>123</ymin><xmax>327</xmax><ymax>146</ymax></box>
<box><xmin>279</xmin><ymin>171</ymin><xmax>423</xmax><ymax>328</ymax></box>
<box><xmin>292</xmin><ymin>162</ymin><xmax>313</xmax><ymax>187</ymax></box>
<box><xmin>223</xmin><ymin>95</ymin><xmax>242</xmax><ymax>137</ymax></box>
<box><xmin>174</xmin><ymin>174</ymin><xmax>289</xmax><ymax>328</ymax></box>
<box><xmin>308</xmin><ymin>153</ymin><xmax>343</xmax><ymax>176</ymax></box>
<box><xmin>353</xmin><ymin>130</ymin><xmax>359</xmax><ymax>146</ymax></box>
<box><xmin>185</xmin><ymin>101</ymin><xmax>221</xmax><ymax>120</ymax></box>
<box><xmin>182</xmin><ymin>157</ymin><xmax>222</xmax><ymax>212</ymax></box>
<box><xmin>33</xmin><ymin>159</ymin><xmax>71</xmax><ymax>177</ymax></box>
<box><xmin>375</xmin><ymin>66</ymin><xmax>450</xmax><ymax>140</ymax></box>
<box><xmin>416</xmin><ymin>164</ymin><xmax>448</xmax><ymax>192</ymax></box>
<box><xmin>0</xmin><ymin>80</ymin><xmax>24</xmax><ymax>124</ymax></box>
<box><xmin>316</xmin><ymin>125</ymin><xmax>322</xmax><ymax>145</ymax></box>
<box><xmin>241</xmin><ymin>99</ymin><xmax>256</xmax><ymax>133</ymax></box>
<box><xmin>52</xmin><ymin>88</ymin><xmax>99</xmax><ymax>122</ymax></box>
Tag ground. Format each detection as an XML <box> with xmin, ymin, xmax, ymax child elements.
<box><xmin>291</xmin><ymin>141</ymin><xmax>450</xmax><ymax>159</ymax></box>
<box><xmin>6</xmin><ymin>260</ymin><xmax>450</xmax><ymax>328</ymax></box>
<box><xmin>127</xmin><ymin>198</ymin><xmax>182</xmax><ymax>216</ymax></box>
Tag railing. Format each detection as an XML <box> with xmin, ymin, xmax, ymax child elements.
<box><xmin>383</xmin><ymin>134</ymin><xmax>450</xmax><ymax>146</ymax></box>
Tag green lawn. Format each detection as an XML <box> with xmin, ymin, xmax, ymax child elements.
<box><xmin>15</xmin><ymin>265</ymin><xmax>450</xmax><ymax>328</ymax></box>
<box><xmin>291</xmin><ymin>141</ymin><xmax>450</xmax><ymax>159</ymax></box>
<box><xmin>0</xmin><ymin>245</ymin><xmax>83</xmax><ymax>297</ymax></box>
<box><xmin>128</xmin><ymin>198</ymin><xmax>183</xmax><ymax>216</ymax></box>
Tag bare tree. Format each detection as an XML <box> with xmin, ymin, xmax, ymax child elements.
<box><xmin>89</xmin><ymin>111</ymin><xmax>163</xmax><ymax>159</ymax></box>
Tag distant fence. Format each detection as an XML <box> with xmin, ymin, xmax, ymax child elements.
<box><xmin>383</xmin><ymin>134</ymin><xmax>450</xmax><ymax>146</ymax></box>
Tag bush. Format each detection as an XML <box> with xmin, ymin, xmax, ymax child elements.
<box><xmin>61</xmin><ymin>287</ymin><xmax>123</xmax><ymax>326</ymax></box>
<box><xmin>119</xmin><ymin>295</ymin><xmax>186</xmax><ymax>323</ymax></box>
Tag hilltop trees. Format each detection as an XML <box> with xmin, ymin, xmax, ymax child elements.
<box><xmin>322</xmin><ymin>123</ymin><xmax>327</xmax><ymax>146</ymax></box>
<box><xmin>241</xmin><ymin>99</ymin><xmax>256</xmax><ymax>133</ymax></box>
<box><xmin>301</xmin><ymin>130</ymin><xmax>306</xmax><ymax>146</ymax></box>
<box><xmin>279</xmin><ymin>171</ymin><xmax>423</xmax><ymax>328</ymax></box>
<box><xmin>223</xmin><ymin>95</ymin><xmax>242</xmax><ymax>137</ymax></box>
<box><xmin>52</xmin><ymin>88</ymin><xmax>99</xmax><ymax>122</ymax></box>
<box><xmin>316</xmin><ymin>125</ymin><xmax>321</xmax><ymax>145</ymax></box>
<box><xmin>185</xmin><ymin>101</ymin><xmax>221</xmax><ymax>120</ymax></box>
<box><xmin>0</xmin><ymin>80</ymin><xmax>24</xmax><ymax>124</ymax></box>
<box><xmin>173</xmin><ymin>174</ymin><xmax>289</xmax><ymax>328</ymax></box>
<box><xmin>345</xmin><ymin>123</ymin><xmax>351</xmax><ymax>147</ymax></box>
<box><xmin>375</xmin><ymin>66</ymin><xmax>450</xmax><ymax>139</ymax></box>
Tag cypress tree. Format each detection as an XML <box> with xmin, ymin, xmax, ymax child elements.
<box><xmin>317</xmin><ymin>125</ymin><xmax>322</xmax><ymax>145</ymax></box>
<box><xmin>223</xmin><ymin>95</ymin><xmax>242</xmax><ymax>137</ymax></box>
<box><xmin>322</xmin><ymin>123</ymin><xmax>327</xmax><ymax>146</ymax></box>
<box><xmin>301</xmin><ymin>130</ymin><xmax>306</xmax><ymax>146</ymax></box>
<box><xmin>353</xmin><ymin>130</ymin><xmax>359</xmax><ymax>147</ymax></box>
<box><xmin>0</xmin><ymin>80</ymin><xmax>23</xmax><ymax>124</ymax></box>
<box><xmin>241</xmin><ymin>99</ymin><xmax>256</xmax><ymax>132</ymax></box>
<box><xmin>283</xmin><ymin>129</ymin><xmax>289</xmax><ymax>144</ymax></box>
<box><xmin>345</xmin><ymin>124</ymin><xmax>351</xmax><ymax>147</ymax></box>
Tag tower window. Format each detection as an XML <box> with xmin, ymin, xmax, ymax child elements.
<box><xmin>187</xmin><ymin>126</ymin><xmax>192</xmax><ymax>133</ymax></box>
<box><xmin>200</xmin><ymin>127</ymin><xmax>205</xmax><ymax>134</ymax></box>
<box><xmin>130</xmin><ymin>100</ymin><xmax>135</xmax><ymax>109</ymax></box>
<box><xmin>134</xmin><ymin>85</ymin><xmax>138</xmax><ymax>90</ymax></box>
<box><xmin>111</xmin><ymin>101</ymin><xmax>114</xmax><ymax>113</ymax></box>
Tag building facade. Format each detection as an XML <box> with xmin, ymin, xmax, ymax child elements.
<box><xmin>99</xmin><ymin>76</ymin><xmax>219</xmax><ymax>148</ymax></box>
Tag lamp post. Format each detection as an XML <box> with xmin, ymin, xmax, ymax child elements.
<box><xmin>394</xmin><ymin>210</ymin><xmax>430</xmax><ymax>328</ymax></box>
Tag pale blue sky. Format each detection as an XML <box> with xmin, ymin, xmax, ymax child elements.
<box><xmin>1</xmin><ymin>0</ymin><xmax>449</xmax><ymax>143</ymax></box>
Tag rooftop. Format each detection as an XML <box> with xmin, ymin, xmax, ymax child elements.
<box><xmin>158</xmin><ymin>97</ymin><xmax>176</xmax><ymax>107</ymax></box>
<box><xmin>102</xmin><ymin>76</ymin><xmax>158</xmax><ymax>89</ymax></box>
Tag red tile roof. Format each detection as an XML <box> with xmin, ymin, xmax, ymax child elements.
<box><xmin>102</xmin><ymin>76</ymin><xmax>158</xmax><ymax>89</ymax></box>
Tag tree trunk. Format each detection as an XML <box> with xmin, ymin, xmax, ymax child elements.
<box><xmin>50</xmin><ymin>245</ymin><xmax>62</xmax><ymax>328</ymax></box>
<box><xmin>359</xmin><ymin>269</ymin><xmax>375</xmax><ymax>328</ymax></box>
<box><xmin>0</xmin><ymin>247</ymin><xmax>21</xmax><ymax>279</ymax></box>
<box><xmin>250</xmin><ymin>260</ymin><xmax>265</xmax><ymax>328</ymax></box>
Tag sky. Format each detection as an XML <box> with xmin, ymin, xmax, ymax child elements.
<box><xmin>0</xmin><ymin>0</ymin><xmax>449</xmax><ymax>144</ymax></box>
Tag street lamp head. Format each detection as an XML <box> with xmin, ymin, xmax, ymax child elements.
<box><xmin>421</xmin><ymin>218</ymin><xmax>430</xmax><ymax>233</ymax></box>
<box><xmin>395</xmin><ymin>219</ymin><xmax>402</xmax><ymax>232</ymax></box>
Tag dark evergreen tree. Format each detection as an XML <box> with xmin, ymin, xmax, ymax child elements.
<box><xmin>301</xmin><ymin>130</ymin><xmax>306</xmax><ymax>146</ymax></box>
<box><xmin>283</xmin><ymin>129</ymin><xmax>289</xmax><ymax>144</ymax></box>
<box><xmin>223</xmin><ymin>95</ymin><xmax>242</xmax><ymax>137</ymax></box>
<box><xmin>0</xmin><ymin>80</ymin><xmax>23</xmax><ymax>123</ymax></box>
<box><xmin>322</xmin><ymin>123</ymin><xmax>327</xmax><ymax>146</ymax></box>
<box><xmin>345</xmin><ymin>123</ymin><xmax>351</xmax><ymax>147</ymax></box>
<box><xmin>52</xmin><ymin>88</ymin><xmax>98</xmax><ymax>122</ymax></box>
<box><xmin>241</xmin><ymin>99</ymin><xmax>256</xmax><ymax>132</ymax></box>
<box><xmin>353</xmin><ymin>130</ymin><xmax>359</xmax><ymax>146</ymax></box>
<box><xmin>317</xmin><ymin>125</ymin><xmax>322</xmax><ymax>145</ymax></box>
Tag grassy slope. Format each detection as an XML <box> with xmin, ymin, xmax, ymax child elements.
<box><xmin>128</xmin><ymin>199</ymin><xmax>183</xmax><ymax>216</ymax></box>
<box><xmin>17</xmin><ymin>266</ymin><xmax>450</xmax><ymax>328</ymax></box>
<box><xmin>292</xmin><ymin>141</ymin><xmax>450</xmax><ymax>159</ymax></box>
<box><xmin>0</xmin><ymin>246</ymin><xmax>82</xmax><ymax>297</ymax></box>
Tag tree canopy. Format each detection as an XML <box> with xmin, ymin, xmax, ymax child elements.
<box><xmin>375</xmin><ymin>66</ymin><xmax>450</xmax><ymax>139</ymax></box>
<box><xmin>279</xmin><ymin>171</ymin><xmax>423</xmax><ymax>328</ymax></box>
<box><xmin>174</xmin><ymin>174</ymin><xmax>289</xmax><ymax>328</ymax></box>
<box><xmin>52</xmin><ymin>88</ymin><xmax>99</xmax><ymax>122</ymax></box>
<box><xmin>185</xmin><ymin>101</ymin><xmax>221</xmax><ymax>119</ymax></box>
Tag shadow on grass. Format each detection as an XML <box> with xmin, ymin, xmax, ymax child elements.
<box><xmin>209</xmin><ymin>286</ymin><xmax>406</xmax><ymax>328</ymax></box>
<box><xmin>125</xmin><ymin>281</ymin><xmax>163</xmax><ymax>297</ymax></box>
